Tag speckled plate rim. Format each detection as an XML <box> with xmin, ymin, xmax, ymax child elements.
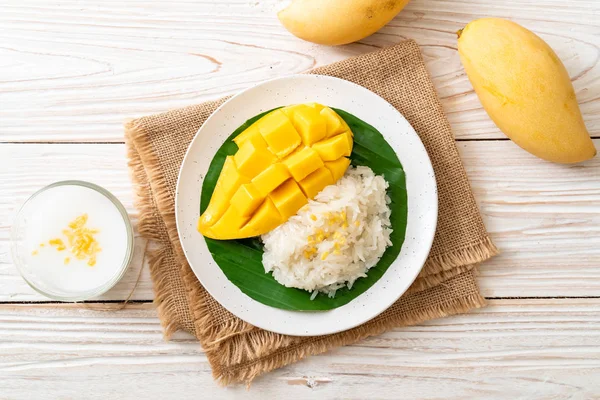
<box><xmin>175</xmin><ymin>74</ymin><xmax>437</xmax><ymax>336</ymax></box>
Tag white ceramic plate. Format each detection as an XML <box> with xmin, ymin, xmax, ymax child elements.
<box><xmin>176</xmin><ymin>75</ymin><xmax>437</xmax><ymax>336</ymax></box>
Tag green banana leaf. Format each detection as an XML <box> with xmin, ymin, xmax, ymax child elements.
<box><xmin>200</xmin><ymin>107</ymin><xmax>407</xmax><ymax>310</ymax></box>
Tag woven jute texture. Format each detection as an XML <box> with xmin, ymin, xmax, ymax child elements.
<box><xmin>124</xmin><ymin>40</ymin><xmax>498</xmax><ymax>385</ymax></box>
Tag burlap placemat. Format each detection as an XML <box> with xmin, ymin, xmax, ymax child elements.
<box><xmin>125</xmin><ymin>40</ymin><xmax>498</xmax><ymax>385</ymax></box>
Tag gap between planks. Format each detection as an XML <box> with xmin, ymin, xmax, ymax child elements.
<box><xmin>0</xmin><ymin>138</ymin><xmax>515</xmax><ymax>145</ymax></box>
<box><xmin>2</xmin><ymin>137</ymin><xmax>600</xmax><ymax>145</ymax></box>
<box><xmin>1</xmin><ymin>297</ymin><xmax>599</xmax><ymax>310</ymax></box>
<box><xmin>1</xmin><ymin>296</ymin><xmax>600</xmax><ymax>306</ymax></box>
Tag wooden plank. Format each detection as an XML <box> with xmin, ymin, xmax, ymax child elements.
<box><xmin>0</xmin><ymin>0</ymin><xmax>598</xmax><ymax>142</ymax></box>
<box><xmin>0</xmin><ymin>299</ymin><xmax>598</xmax><ymax>398</ymax></box>
<box><xmin>456</xmin><ymin>140</ymin><xmax>600</xmax><ymax>297</ymax></box>
<box><xmin>0</xmin><ymin>144</ymin><xmax>154</xmax><ymax>301</ymax></box>
<box><xmin>1</xmin><ymin>141</ymin><xmax>598</xmax><ymax>301</ymax></box>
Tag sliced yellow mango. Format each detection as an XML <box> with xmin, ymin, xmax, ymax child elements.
<box><xmin>233</xmin><ymin>124</ymin><xmax>261</xmax><ymax>148</ymax></box>
<box><xmin>230</xmin><ymin>183</ymin><xmax>264</xmax><ymax>216</ymax></box>
<box><xmin>198</xmin><ymin>103</ymin><xmax>353</xmax><ymax>240</ymax></box>
<box><xmin>281</xmin><ymin>104</ymin><xmax>305</xmax><ymax>118</ymax></box>
<box><xmin>234</xmin><ymin>140</ymin><xmax>276</xmax><ymax>178</ymax></box>
<box><xmin>252</xmin><ymin>163</ymin><xmax>290</xmax><ymax>197</ymax></box>
<box><xmin>205</xmin><ymin>206</ymin><xmax>250</xmax><ymax>240</ymax></box>
<box><xmin>258</xmin><ymin>109</ymin><xmax>301</xmax><ymax>158</ymax></box>
<box><xmin>320</xmin><ymin>107</ymin><xmax>348</xmax><ymax>137</ymax></box>
<box><xmin>198</xmin><ymin>156</ymin><xmax>249</xmax><ymax>229</ymax></box>
<box><xmin>312</xmin><ymin>133</ymin><xmax>351</xmax><ymax>161</ymax></box>
<box><xmin>242</xmin><ymin>197</ymin><xmax>282</xmax><ymax>236</ymax></box>
<box><xmin>283</xmin><ymin>146</ymin><xmax>324</xmax><ymax>181</ymax></box>
<box><xmin>306</xmin><ymin>102</ymin><xmax>323</xmax><ymax>111</ymax></box>
<box><xmin>269</xmin><ymin>179</ymin><xmax>307</xmax><ymax>220</ymax></box>
<box><xmin>341</xmin><ymin>131</ymin><xmax>353</xmax><ymax>156</ymax></box>
<box><xmin>299</xmin><ymin>167</ymin><xmax>334</xmax><ymax>198</ymax></box>
<box><xmin>287</xmin><ymin>104</ymin><xmax>327</xmax><ymax>145</ymax></box>
<box><xmin>325</xmin><ymin>157</ymin><xmax>351</xmax><ymax>182</ymax></box>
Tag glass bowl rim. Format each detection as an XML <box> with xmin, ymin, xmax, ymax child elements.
<box><xmin>10</xmin><ymin>180</ymin><xmax>135</xmax><ymax>302</ymax></box>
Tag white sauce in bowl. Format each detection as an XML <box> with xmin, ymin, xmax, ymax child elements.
<box><xmin>11</xmin><ymin>182</ymin><xmax>133</xmax><ymax>300</ymax></box>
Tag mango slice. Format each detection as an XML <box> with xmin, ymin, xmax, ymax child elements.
<box><xmin>299</xmin><ymin>167</ymin><xmax>334</xmax><ymax>199</ymax></box>
<box><xmin>286</xmin><ymin>104</ymin><xmax>327</xmax><ymax>145</ymax></box>
<box><xmin>234</xmin><ymin>140</ymin><xmax>276</xmax><ymax>177</ymax></box>
<box><xmin>198</xmin><ymin>103</ymin><xmax>353</xmax><ymax>240</ymax></box>
<box><xmin>198</xmin><ymin>156</ymin><xmax>249</xmax><ymax>228</ymax></box>
<box><xmin>269</xmin><ymin>179</ymin><xmax>308</xmax><ymax>220</ymax></box>
<box><xmin>325</xmin><ymin>157</ymin><xmax>351</xmax><ymax>182</ymax></box>
<box><xmin>232</xmin><ymin>124</ymin><xmax>261</xmax><ymax>148</ymax></box>
<box><xmin>320</xmin><ymin>106</ymin><xmax>347</xmax><ymax>137</ymax></box>
<box><xmin>283</xmin><ymin>146</ymin><xmax>324</xmax><ymax>181</ymax></box>
<box><xmin>230</xmin><ymin>184</ymin><xmax>264</xmax><ymax>216</ymax></box>
<box><xmin>252</xmin><ymin>164</ymin><xmax>290</xmax><ymax>196</ymax></box>
<box><xmin>242</xmin><ymin>198</ymin><xmax>282</xmax><ymax>237</ymax></box>
<box><xmin>312</xmin><ymin>133</ymin><xmax>351</xmax><ymax>161</ymax></box>
<box><xmin>258</xmin><ymin>109</ymin><xmax>301</xmax><ymax>158</ymax></box>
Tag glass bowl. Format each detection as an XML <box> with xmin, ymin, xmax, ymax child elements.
<box><xmin>10</xmin><ymin>180</ymin><xmax>134</xmax><ymax>302</ymax></box>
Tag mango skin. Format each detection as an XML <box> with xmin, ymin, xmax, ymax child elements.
<box><xmin>278</xmin><ymin>0</ymin><xmax>411</xmax><ymax>46</ymax></box>
<box><xmin>458</xmin><ymin>18</ymin><xmax>596</xmax><ymax>164</ymax></box>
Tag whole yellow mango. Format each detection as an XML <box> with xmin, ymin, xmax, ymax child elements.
<box><xmin>457</xmin><ymin>18</ymin><xmax>596</xmax><ymax>163</ymax></box>
<box><xmin>278</xmin><ymin>0</ymin><xmax>411</xmax><ymax>46</ymax></box>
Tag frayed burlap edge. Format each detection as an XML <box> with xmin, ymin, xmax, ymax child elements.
<box><xmin>416</xmin><ymin>236</ymin><xmax>498</xmax><ymax>283</ymax></box>
<box><xmin>123</xmin><ymin>39</ymin><xmax>500</xmax><ymax>386</ymax></box>
<box><xmin>183</xmin><ymin>238</ymin><xmax>496</xmax><ymax>350</ymax></box>
<box><xmin>210</xmin><ymin>282</ymin><xmax>486</xmax><ymax>386</ymax></box>
<box><xmin>125</xmin><ymin>111</ymin><xmax>499</xmax><ymax>357</ymax></box>
<box><xmin>184</xmin><ymin>259</ymin><xmax>256</xmax><ymax>350</ymax></box>
<box><xmin>125</xmin><ymin>120</ymin><xmax>199</xmax><ymax>338</ymax></box>
<box><xmin>409</xmin><ymin>264</ymin><xmax>474</xmax><ymax>294</ymax></box>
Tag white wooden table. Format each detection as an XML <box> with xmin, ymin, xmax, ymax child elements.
<box><xmin>1</xmin><ymin>1</ymin><xmax>599</xmax><ymax>398</ymax></box>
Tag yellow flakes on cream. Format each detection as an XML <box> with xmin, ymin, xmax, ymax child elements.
<box><xmin>62</xmin><ymin>213</ymin><xmax>101</xmax><ymax>266</ymax></box>
<box><xmin>49</xmin><ymin>238</ymin><xmax>66</xmax><ymax>251</ymax></box>
<box><xmin>34</xmin><ymin>214</ymin><xmax>102</xmax><ymax>267</ymax></box>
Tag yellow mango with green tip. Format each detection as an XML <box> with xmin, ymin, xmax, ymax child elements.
<box><xmin>198</xmin><ymin>103</ymin><xmax>353</xmax><ymax>240</ymax></box>
<box><xmin>457</xmin><ymin>18</ymin><xmax>596</xmax><ymax>164</ymax></box>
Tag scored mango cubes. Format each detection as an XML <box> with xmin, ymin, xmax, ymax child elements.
<box><xmin>299</xmin><ymin>167</ymin><xmax>334</xmax><ymax>199</ymax></box>
<box><xmin>258</xmin><ymin>109</ymin><xmax>301</xmax><ymax>158</ymax></box>
<box><xmin>234</xmin><ymin>140</ymin><xmax>276</xmax><ymax>178</ymax></box>
<box><xmin>230</xmin><ymin>183</ymin><xmax>263</xmax><ymax>216</ymax></box>
<box><xmin>285</xmin><ymin>104</ymin><xmax>327</xmax><ymax>145</ymax></box>
<box><xmin>283</xmin><ymin>147</ymin><xmax>324</xmax><ymax>181</ymax></box>
<box><xmin>269</xmin><ymin>180</ymin><xmax>307</xmax><ymax>220</ymax></box>
<box><xmin>251</xmin><ymin>164</ymin><xmax>290</xmax><ymax>196</ymax></box>
<box><xmin>197</xmin><ymin>103</ymin><xmax>353</xmax><ymax>240</ymax></box>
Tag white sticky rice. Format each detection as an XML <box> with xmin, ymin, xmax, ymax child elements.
<box><xmin>261</xmin><ymin>166</ymin><xmax>392</xmax><ymax>299</ymax></box>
